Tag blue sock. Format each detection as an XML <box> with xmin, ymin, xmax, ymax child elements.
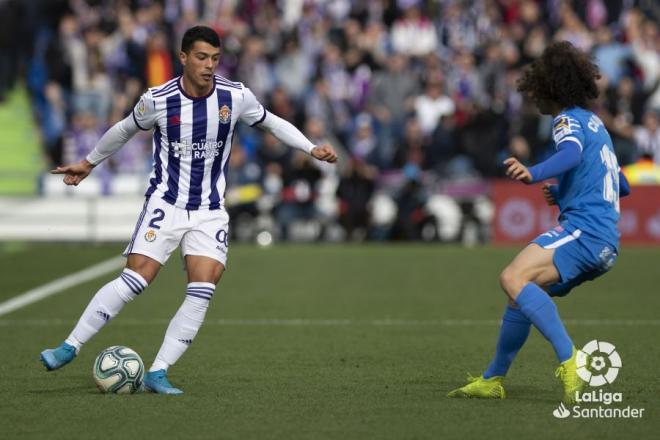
<box><xmin>483</xmin><ymin>305</ymin><xmax>531</xmax><ymax>378</ymax></box>
<box><xmin>515</xmin><ymin>283</ymin><xmax>574</xmax><ymax>363</ymax></box>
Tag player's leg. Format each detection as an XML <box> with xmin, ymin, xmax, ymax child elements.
<box><xmin>41</xmin><ymin>198</ymin><xmax>180</xmax><ymax>371</ymax></box>
<box><xmin>499</xmin><ymin>243</ymin><xmax>574</xmax><ymax>363</ymax></box>
<box><xmin>483</xmin><ymin>301</ymin><xmax>531</xmax><ymax>378</ymax></box>
<box><xmin>499</xmin><ymin>241</ymin><xmax>585</xmax><ymax>403</ymax></box>
<box><xmin>40</xmin><ymin>255</ymin><xmax>158</xmax><ymax>371</ymax></box>
<box><xmin>144</xmin><ymin>256</ymin><xmax>223</xmax><ymax>395</ymax></box>
<box><xmin>65</xmin><ymin>254</ymin><xmax>160</xmax><ymax>350</ymax></box>
<box><xmin>449</xmin><ymin>243</ymin><xmax>573</xmax><ymax>398</ymax></box>
<box><xmin>145</xmin><ymin>211</ymin><xmax>229</xmax><ymax>394</ymax></box>
<box><xmin>150</xmin><ymin>256</ymin><xmax>223</xmax><ymax>372</ymax></box>
<box><xmin>447</xmin><ymin>298</ymin><xmax>529</xmax><ymax>399</ymax></box>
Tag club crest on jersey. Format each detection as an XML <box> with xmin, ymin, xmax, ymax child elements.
<box><xmin>219</xmin><ymin>105</ymin><xmax>231</xmax><ymax>124</ymax></box>
<box><xmin>144</xmin><ymin>229</ymin><xmax>157</xmax><ymax>242</ymax></box>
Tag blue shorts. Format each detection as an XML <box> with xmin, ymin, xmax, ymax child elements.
<box><xmin>532</xmin><ymin>224</ymin><xmax>618</xmax><ymax>297</ymax></box>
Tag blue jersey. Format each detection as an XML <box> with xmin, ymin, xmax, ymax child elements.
<box><xmin>552</xmin><ymin>107</ymin><xmax>620</xmax><ymax>248</ymax></box>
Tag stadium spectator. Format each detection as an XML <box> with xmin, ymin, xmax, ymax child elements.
<box><xmin>367</xmin><ymin>52</ymin><xmax>418</xmax><ymax>167</ymax></box>
<box><xmin>7</xmin><ymin>0</ymin><xmax>660</xmax><ymax>242</ymax></box>
<box><xmin>391</xmin><ymin>0</ymin><xmax>438</xmax><ymax>57</ymax></box>
<box><xmin>337</xmin><ymin>157</ymin><xmax>376</xmax><ymax>241</ymax></box>
<box><xmin>413</xmin><ymin>74</ymin><xmax>455</xmax><ymax>136</ymax></box>
<box><xmin>592</xmin><ymin>26</ymin><xmax>632</xmax><ymax>85</ymax></box>
<box><xmin>634</xmin><ymin>110</ymin><xmax>660</xmax><ymax>165</ymax></box>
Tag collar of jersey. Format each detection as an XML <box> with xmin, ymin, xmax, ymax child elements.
<box><xmin>177</xmin><ymin>75</ymin><xmax>217</xmax><ymax>101</ymax></box>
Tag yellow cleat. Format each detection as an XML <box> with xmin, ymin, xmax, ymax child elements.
<box><xmin>555</xmin><ymin>347</ymin><xmax>585</xmax><ymax>405</ymax></box>
<box><xmin>447</xmin><ymin>374</ymin><xmax>506</xmax><ymax>399</ymax></box>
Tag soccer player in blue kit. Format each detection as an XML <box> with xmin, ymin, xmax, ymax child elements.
<box><xmin>448</xmin><ymin>41</ymin><xmax>630</xmax><ymax>404</ymax></box>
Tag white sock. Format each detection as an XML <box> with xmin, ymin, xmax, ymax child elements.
<box><xmin>149</xmin><ymin>282</ymin><xmax>214</xmax><ymax>372</ymax></box>
<box><xmin>65</xmin><ymin>269</ymin><xmax>148</xmax><ymax>352</ymax></box>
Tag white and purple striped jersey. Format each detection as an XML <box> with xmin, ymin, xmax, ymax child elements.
<box><xmin>133</xmin><ymin>75</ymin><xmax>266</xmax><ymax>210</ymax></box>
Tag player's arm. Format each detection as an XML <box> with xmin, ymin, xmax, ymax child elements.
<box><xmin>258</xmin><ymin>112</ymin><xmax>337</xmax><ymax>163</ymax></box>
<box><xmin>240</xmin><ymin>87</ymin><xmax>337</xmax><ymax>163</ymax></box>
<box><xmin>505</xmin><ymin>113</ymin><xmax>586</xmax><ymax>184</ymax></box>
<box><xmin>504</xmin><ymin>140</ymin><xmax>582</xmax><ymax>184</ymax></box>
<box><xmin>51</xmin><ymin>116</ymin><xmax>141</xmax><ymax>185</ymax></box>
<box><xmin>52</xmin><ymin>92</ymin><xmax>157</xmax><ymax>186</ymax></box>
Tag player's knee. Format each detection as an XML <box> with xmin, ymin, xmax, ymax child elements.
<box><xmin>126</xmin><ymin>254</ymin><xmax>160</xmax><ymax>284</ymax></box>
<box><xmin>499</xmin><ymin>266</ymin><xmax>524</xmax><ymax>298</ymax></box>
<box><xmin>207</xmin><ymin>265</ymin><xmax>224</xmax><ymax>284</ymax></box>
<box><xmin>186</xmin><ymin>268</ymin><xmax>223</xmax><ymax>285</ymax></box>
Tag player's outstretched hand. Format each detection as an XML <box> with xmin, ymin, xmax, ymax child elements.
<box><xmin>542</xmin><ymin>183</ymin><xmax>558</xmax><ymax>206</ymax></box>
<box><xmin>311</xmin><ymin>144</ymin><xmax>338</xmax><ymax>163</ymax></box>
<box><xmin>503</xmin><ymin>157</ymin><xmax>532</xmax><ymax>183</ymax></box>
<box><xmin>51</xmin><ymin>160</ymin><xmax>95</xmax><ymax>186</ymax></box>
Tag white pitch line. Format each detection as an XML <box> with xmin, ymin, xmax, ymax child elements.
<box><xmin>0</xmin><ymin>256</ymin><xmax>125</xmax><ymax>317</ymax></box>
<box><xmin>0</xmin><ymin>318</ymin><xmax>658</xmax><ymax>327</ymax></box>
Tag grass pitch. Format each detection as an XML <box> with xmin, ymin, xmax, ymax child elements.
<box><xmin>0</xmin><ymin>243</ymin><xmax>657</xmax><ymax>439</ymax></box>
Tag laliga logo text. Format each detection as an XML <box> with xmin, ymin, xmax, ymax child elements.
<box><xmin>552</xmin><ymin>340</ymin><xmax>645</xmax><ymax>419</ymax></box>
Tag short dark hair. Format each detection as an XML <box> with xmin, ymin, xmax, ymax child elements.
<box><xmin>517</xmin><ymin>41</ymin><xmax>601</xmax><ymax>109</ymax></box>
<box><xmin>181</xmin><ymin>26</ymin><xmax>220</xmax><ymax>53</ymax></box>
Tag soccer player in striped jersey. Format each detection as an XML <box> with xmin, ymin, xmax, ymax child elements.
<box><xmin>448</xmin><ymin>42</ymin><xmax>630</xmax><ymax>404</ymax></box>
<box><xmin>40</xmin><ymin>26</ymin><xmax>337</xmax><ymax>394</ymax></box>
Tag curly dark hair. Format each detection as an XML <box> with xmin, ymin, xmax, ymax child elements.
<box><xmin>517</xmin><ymin>41</ymin><xmax>601</xmax><ymax>108</ymax></box>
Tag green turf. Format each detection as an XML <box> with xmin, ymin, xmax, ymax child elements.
<box><xmin>0</xmin><ymin>85</ymin><xmax>43</xmax><ymax>194</ymax></box>
<box><xmin>0</xmin><ymin>244</ymin><xmax>657</xmax><ymax>439</ymax></box>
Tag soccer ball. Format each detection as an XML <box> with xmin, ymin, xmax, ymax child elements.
<box><xmin>92</xmin><ymin>346</ymin><xmax>144</xmax><ymax>394</ymax></box>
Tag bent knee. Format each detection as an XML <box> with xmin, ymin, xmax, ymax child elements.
<box><xmin>126</xmin><ymin>254</ymin><xmax>161</xmax><ymax>284</ymax></box>
<box><xmin>499</xmin><ymin>267</ymin><xmax>527</xmax><ymax>299</ymax></box>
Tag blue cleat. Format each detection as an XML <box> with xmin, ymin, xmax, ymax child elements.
<box><xmin>40</xmin><ymin>342</ymin><xmax>77</xmax><ymax>371</ymax></box>
<box><xmin>144</xmin><ymin>369</ymin><xmax>183</xmax><ymax>395</ymax></box>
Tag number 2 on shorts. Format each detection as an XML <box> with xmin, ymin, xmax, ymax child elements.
<box><xmin>148</xmin><ymin>209</ymin><xmax>165</xmax><ymax>229</ymax></box>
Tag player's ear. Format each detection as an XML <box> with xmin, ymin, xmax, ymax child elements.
<box><xmin>179</xmin><ymin>50</ymin><xmax>187</xmax><ymax>66</ymax></box>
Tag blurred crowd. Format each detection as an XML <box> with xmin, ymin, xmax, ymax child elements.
<box><xmin>1</xmin><ymin>0</ymin><xmax>659</xmax><ymax>242</ymax></box>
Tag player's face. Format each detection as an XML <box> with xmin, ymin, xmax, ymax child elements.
<box><xmin>180</xmin><ymin>41</ymin><xmax>221</xmax><ymax>90</ymax></box>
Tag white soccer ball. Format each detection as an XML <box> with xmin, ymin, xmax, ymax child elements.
<box><xmin>92</xmin><ymin>346</ymin><xmax>144</xmax><ymax>394</ymax></box>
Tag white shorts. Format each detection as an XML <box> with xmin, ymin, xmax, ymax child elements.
<box><xmin>123</xmin><ymin>196</ymin><xmax>230</xmax><ymax>266</ymax></box>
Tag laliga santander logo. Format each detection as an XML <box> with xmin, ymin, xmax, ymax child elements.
<box><xmin>576</xmin><ymin>340</ymin><xmax>622</xmax><ymax>386</ymax></box>
<box><xmin>552</xmin><ymin>402</ymin><xmax>571</xmax><ymax>419</ymax></box>
<box><xmin>552</xmin><ymin>340</ymin><xmax>645</xmax><ymax>419</ymax></box>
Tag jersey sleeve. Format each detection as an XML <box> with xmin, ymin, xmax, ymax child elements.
<box><xmin>552</xmin><ymin>113</ymin><xmax>585</xmax><ymax>151</ymax></box>
<box><xmin>239</xmin><ymin>86</ymin><xmax>267</xmax><ymax>126</ymax></box>
<box><xmin>132</xmin><ymin>90</ymin><xmax>158</xmax><ymax>131</ymax></box>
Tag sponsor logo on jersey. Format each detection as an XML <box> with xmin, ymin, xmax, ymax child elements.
<box><xmin>553</xmin><ymin>117</ymin><xmax>572</xmax><ymax>138</ymax></box>
<box><xmin>219</xmin><ymin>105</ymin><xmax>231</xmax><ymax>124</ymax></box>
<box><xmin>554</xmin><ymin>116</ymin><xmax>570</xmax><ymax>131</ymax></box>
<box><xmin>171</xmin><ymin>140</ymin><xmax>224</xmax><ymax>159</ymax></box>
<box><xmin>144</xmin><ymin>229</ymin><xmax>157</xmax><ymax>242</ymax></box>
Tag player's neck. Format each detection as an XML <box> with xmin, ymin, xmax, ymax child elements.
<box><xmin>550</xmin><ymin>103</ymin><xmax>565</xmax><ymax>117</ymax></box>
<box><xmin>180</xmin><ymin>75</ymin><xmax>213</xmax><ymax>98</ymax></box>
